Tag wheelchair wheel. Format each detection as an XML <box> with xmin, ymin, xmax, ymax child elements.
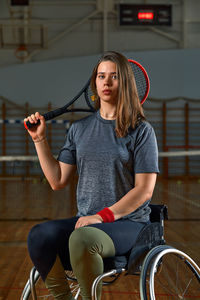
<box><xmin>140</xmin><ymin>245</ymin><xmax>200</xmax><ymax>300</ymax></box>
<box><xmin>20</xmin><ymin>267</ymin><xmax>81</xmax><ymax>300</ymax></box>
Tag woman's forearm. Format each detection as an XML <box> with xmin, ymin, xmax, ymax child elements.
<box><xmin>109</xmin><ymin>173</ymin><xmax>157</xmax><ymax>220</ymax></box>
<box><xmin>33</xmin><ymin>138</ymin><xmax>64</xmax><ymax>189</ymax></box>
<box><xmin>109</xmin><ymin>187</ymin><xmax>152</xmax><ymax>220</ymax></box>
<box><xmin>24</xmin><ymin>112</ymin><xmax>74</xmax><ymax>189</ymax></box>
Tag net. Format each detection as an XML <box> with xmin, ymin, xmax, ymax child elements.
<box><xmin>158</xmin><ymin>150</ymin><xmax>200</xmax><ymax>178</ymax></box>
<box><xmin>157</xmin><ymin>150</ymin><xmax>200</xmax><ymax>221</ymax></box>
<box><xmin>0</xmin><ymin>151</ymin><xmax>200</xmax><ymax>221</ymax></box>
<box><xmin>1</xmin><ymin>150</ymin><xmax>200</xmax><ymax>177</ymax></box>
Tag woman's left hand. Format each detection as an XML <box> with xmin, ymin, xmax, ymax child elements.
<box><xmin>75</xmin><ymin>215</ymin><xmax>103</xmax><ymax>229</ymax></box>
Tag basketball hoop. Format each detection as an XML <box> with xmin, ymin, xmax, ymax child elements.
<box><xmin>15</xmin><ymin>44</ymin><xmax>29</xmax><ymax>60</ymax></box>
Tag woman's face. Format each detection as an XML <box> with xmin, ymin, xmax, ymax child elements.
<box><xmin>95</xmin><ymin>61</ymin><xmax>119</xmax><ymax>105</ymax></box>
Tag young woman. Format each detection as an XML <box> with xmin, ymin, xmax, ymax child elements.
<box><xmin>24</xmin><ymin>51</ymin><xmax>159</xmax><ymax>300</ymax></box>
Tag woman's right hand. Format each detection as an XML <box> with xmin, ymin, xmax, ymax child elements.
<box><xmin>24</xmin><ymin>112</ymin><xmax>46</xmax><ymax>143</ymax></box>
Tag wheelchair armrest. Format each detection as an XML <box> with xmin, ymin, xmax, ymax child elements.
<box><xmin>149</xmin><ymin>204</ymin><xmax>168</xmax><ymax>223</ymax></box>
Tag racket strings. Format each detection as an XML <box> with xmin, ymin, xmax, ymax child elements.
<box><xmin>84</xmin><ymin>85</ymin><xmax>96</xmax><ymax>109</ymax></box>
<box><xmin>130</xmin><ymin>63</ymin><xmax>148</xmax><ymax>99</ymax></box>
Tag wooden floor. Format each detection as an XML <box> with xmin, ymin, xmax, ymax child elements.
<box><xmin>0</xmin><ymin>177</ymin><xmax>200</xmax><ymax>299</ymax></box>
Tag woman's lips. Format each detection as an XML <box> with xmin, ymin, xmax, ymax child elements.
<box><xmin>103</xmin><ymin>90</ymin><xmax>111</xmax><ymax>95</ymax></box>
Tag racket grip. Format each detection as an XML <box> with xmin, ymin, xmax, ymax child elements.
<box><xmin>24</xmin><ymin>107</ymin><xmax>65</xmax><ymax>130</ymax></box>
<box><xmin>24</xmin><ymin>119</ymin><xmax>40</xmax><ymax>129</ymax></box>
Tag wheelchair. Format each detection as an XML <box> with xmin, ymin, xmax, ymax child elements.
<box><xmin>21</xmin><ymin>204</ymin><xmax>200</xmax><ymax>300</ymax></box>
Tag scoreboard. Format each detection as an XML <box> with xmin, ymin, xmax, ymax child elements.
<box><xmin>119</xmin><ymin>4</ymin><xmax>172</xmax><ymax>26</ymax></box>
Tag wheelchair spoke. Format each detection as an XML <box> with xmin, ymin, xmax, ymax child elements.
<box><xmin>140</xmin><ymin>246</ymin><xmax>200</xmax><ymax>300</ymax></box>
<box><xmin>149</xmin><ymin>249</ymin><xmax>200</xmax><ymax>299</ymax></box>
<box><xmin>155</xmin><ymin>256</ymin><xmax>185</xmax><ymax>297</ymax></box>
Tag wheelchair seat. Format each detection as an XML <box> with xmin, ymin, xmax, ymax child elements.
<box><xmin>102</xmin><ymin>204</ymin><xmax>168</xmax><ymax>274</ymax></box>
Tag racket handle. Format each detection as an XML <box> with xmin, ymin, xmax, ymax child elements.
<box><xmin>24</xmin><ymin>107</ymin><xmax>65</xmax><ymax>129</ymax></box>
<box><xmin>24</xmin><ymin>119</ymin><xmax>41</xmax><ymax>129</ymax></box>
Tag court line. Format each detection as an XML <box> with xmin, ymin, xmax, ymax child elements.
<box><xmin>0</xmin><ymin>286</ymin><xmax>199</xmax><ymax>298</ymax></box>
<box><xmin>103</xmin><ymin>291</ymin><xmax>200</xmax><ymax>298</ymax></box>
<box><xmin>1</xmin><ymin>285</ymin><xmax>198</xmax><ymax>298</ymax></box>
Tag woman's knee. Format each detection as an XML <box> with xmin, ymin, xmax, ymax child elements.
<box><xmin>69</xmin><ymin>227</ymin><xmax>115</xmax><ymax>258</ymax></box>
<box><xmin>28</xmin><ymin>222</ymin><xmax>61</xmax><ymax>253</ymax></box>
<box><xmin>27</xmin><ymin>221</ymin><xmax>72</xmax><ymax>281</ymax></box>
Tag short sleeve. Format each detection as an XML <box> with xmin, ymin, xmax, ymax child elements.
<box><xmin>57</xmin><ymin>124</ymin><xmax>76</xmax><ymax>165</ymax></box>
<box><xmin>134</xmin><ymin>123</ymin><xmax>159</xmax><ymax>174</ymax></box>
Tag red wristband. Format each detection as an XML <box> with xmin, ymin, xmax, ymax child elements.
<box><xmin>97</xmin><ymin>207</ymin><xmax>115</xmax><ymax>223</ymax></box>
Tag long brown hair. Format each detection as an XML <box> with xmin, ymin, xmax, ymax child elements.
<box><xmin>90</xmin><ymin>51</ymin><xmax>146</xmax><ymax>137</ymax></box>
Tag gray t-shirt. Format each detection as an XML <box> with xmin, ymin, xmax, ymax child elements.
<box><xmin>58</xmin><ymin>110</ymin><xmax>159</xmax><ymax>222</ymax></box>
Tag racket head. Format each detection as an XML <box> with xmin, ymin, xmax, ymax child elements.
<box><xmin>84</xmin><ymin>59</ymin><xmax>150</xmax><ymax>107</ymax></box>
<box><xmin>128</xmin><ymin>59</ymin><xmax>150</xmax><ymax>105</ymax></box>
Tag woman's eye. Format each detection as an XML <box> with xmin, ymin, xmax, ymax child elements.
<box><xmin>112</xmin><ymin>75</ymin><xmax>118</xmax><ymax>79</ymax></box>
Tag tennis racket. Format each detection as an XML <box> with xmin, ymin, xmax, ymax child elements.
<box><xmin>24</xmin><ymin>59</ymin><xmax>150</xmax><ymax>129</ymax></box>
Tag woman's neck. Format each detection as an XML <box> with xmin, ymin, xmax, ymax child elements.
<box><xmin>100</xmin><ymin>106</ymin><xmax>116</xmax><ymax>120</ymax></box>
